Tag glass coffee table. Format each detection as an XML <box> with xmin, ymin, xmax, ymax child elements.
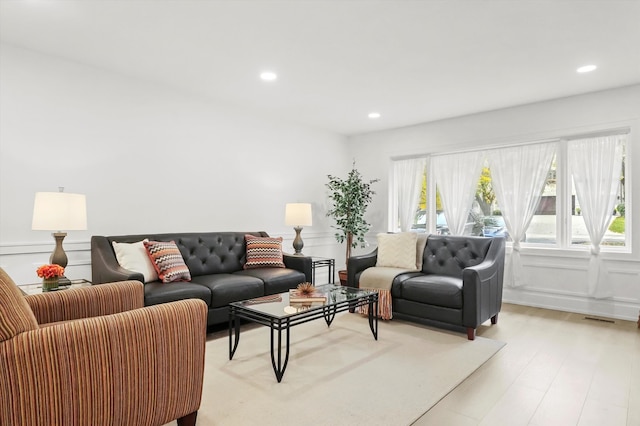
<box><xmin>229</xmin><ymin>284</ymin><xmax>378</xmax><ymax>382</ymax></box>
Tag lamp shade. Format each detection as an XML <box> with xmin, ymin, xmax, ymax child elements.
<box><xmin>32</xmin><ymin>192</ymin><xmax>87</xmax><ymax>231</ymax></box>
<box><xmin>285</xmin><ymin>203</ymin><xmax>312</xmax><ymax>227</ymax></box>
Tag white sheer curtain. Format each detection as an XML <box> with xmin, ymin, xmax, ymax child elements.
<box><xmin>432</xmin><ymin>151</ymin><xmax>485</xmax><ymax>235</ymax></box>
<box><xmin>569</xmin><ymin>135</ymin><xmax>624</xmax><ymax>298</ymax></box>
<box><xmin>488</xmin><ymin>142</ymin><xmax>556</xmax><ymax>287</ymax></box>
<box><xmin>394</xmin><ymin>158</ymin><xmax>427</xmax><ymax>232</ymax></box>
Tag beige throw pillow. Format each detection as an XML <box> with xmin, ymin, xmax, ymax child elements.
<box><xmin>376</xmin><ymin>232</ymin><xmax>419</xmax><ymax>270</ymax></box>
<box><xmin>112</xmin><ymin>239</ymin><xmax>159</xmax><ymax>283</ymax></box>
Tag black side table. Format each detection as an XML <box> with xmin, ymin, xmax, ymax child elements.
<box><xmin>310</xmin><ymin>257</ymin><xmax>335</xmax><ymax>285</ymax></box>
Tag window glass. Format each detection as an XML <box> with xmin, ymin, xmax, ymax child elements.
<box><xmin>410</xmin><ymin>169</ymin><xmax>427</xmax><ymax>232</ymax></box>
<box><xmin>437</xmin><ymin>186</ymin><xmax>484</xmax><ymax>236</ymax></box>
<box><xmin>571</xmin><ymin>141</ymin><xmax>626</xmax><ymax>247</ymax></box>
<box><xmin>474</xmin><ymin>167</ymin><xmax>511</xmax><ymax>240</ymax></box>
<box><xmin>473</xmin><ymin>167</ymin><xmax>507</xmax><ymax>238</ymax></box>
<box><xmin>436</xmin><ymin>209</ymin><xmax>484</xmax><ymax>237</ymax></box>
<box><xmin>526</xmin><ymin>155</ymin><xmax>557</xmax><ymax>244</ymax></box>
<box><xmin>475</xmin><ymin>166</ymin><xmax>495</xmax><ymax>217</ymax></box>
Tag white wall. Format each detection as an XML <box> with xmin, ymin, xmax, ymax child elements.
<box><xmin>0</xmin><ymin>44</ymin><xmax>349</xmax><ymax>284</ymax></box>
<box><xmin>347</xmin><ymin>85</ymin><xmax>640</xmax><ymax>321</ymax></box>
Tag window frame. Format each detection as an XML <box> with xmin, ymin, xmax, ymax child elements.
<box><xmin>390</xmin><ymin>128</ymin><xmax>631</xmax><ymax>254</ymax></box>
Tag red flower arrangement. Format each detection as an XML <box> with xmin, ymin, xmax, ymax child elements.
<box><xmin>36</xmin><ymin>264</ymin><xmax>65</xmax><ymax>279</ymax></box>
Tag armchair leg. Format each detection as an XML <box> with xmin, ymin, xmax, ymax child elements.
<box><xmin>466</xmin><ymin>327</ymin><xmax>475</xmax><ymax>340</ymax></box>
<box><xmin>177</xmin><ymin>411</ymin><xmax>197</xmax><ymax>426</ymax></box>
<box><xmin>491</xmin><ymin>314</ymin><xmax>498</xmax><ymax>325</ymax></box>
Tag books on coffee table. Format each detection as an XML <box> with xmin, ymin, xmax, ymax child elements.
<box><xmin>244</xmin><ymin>294</ymin><xmax>283</xmax><ymax>305</ymax></box>
<box><xmin>288</xmin><ymin>288</ymin><xmax>327</xmax><ymax>303</ymax></box>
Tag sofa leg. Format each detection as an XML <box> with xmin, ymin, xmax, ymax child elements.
<box><xmin>466</xmin><ymin>327</ymin><xmax>475</xmax><ymax>340</ymax></box>
<box><xmin>177</xmin><ymin>411</ymin><xmax>197</xmax><ymax>426</ymax></box>
<box><xmin>491</xmin><ymin>314</ymin><xmax>498</xmax><ymax>325</ymax></box>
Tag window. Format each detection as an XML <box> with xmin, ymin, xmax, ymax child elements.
<box><xmin>569</xmin><ymin>134</ymin><xmax>627</xmax><ymax>248</ymax></box>
<box><xmin>392</xmin><ymin>158</ymin><xmax>427</xmax><ymax>232</ymax></box>
<box><xmin>406</xmin><ymin>166</ymin><xmax>427</xmax><ymax>232</ymax></box>
<box><xmin>409</xmin><ymin>169</ymin><xmax>442</xmax><ymax>233</ymax></box>
<box><xmin>392</xmin><ymin>130</ymin><xmax>630</xmax><ymax>251</ymax></box>
<box><xmin>522</xmin><ymin>155</ymin><xmax>557</xmax><ymax>244</ymax></box>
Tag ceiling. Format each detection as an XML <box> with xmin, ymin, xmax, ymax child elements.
<box><xmin>1</xmin><ymin>0</ymin><xmax>639</xmax><ymax>136</ymax></box>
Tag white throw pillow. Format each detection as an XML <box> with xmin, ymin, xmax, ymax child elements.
<box><xmin>112</xmin><ymin>239</ymin><xmax>158</xmax><ymax>283</ymax></box>
<box><xmin>376</xmin><ymin>232</ymin><xmax>419</xmax><ymax>270</ymax></box>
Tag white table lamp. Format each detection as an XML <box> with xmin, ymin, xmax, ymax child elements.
<box><xmin>285</xmin><ymin>203</ymin><xmax>312</xmax><ymax>255</ymax></box>
<box><xmin>32</xmin><ymin>188</ymin><xmax>87</xmax><ymax>284</ymax></box>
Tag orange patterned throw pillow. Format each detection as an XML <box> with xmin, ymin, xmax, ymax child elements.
<box><xmin>143</xmin><ymin>240</ymin><xmax>192</xmax><ymax>283</ymax></box>
<box><xmin>244</xmin><ymin>235</ymin><xmax>285</xmax><ymax>269</ymax></box>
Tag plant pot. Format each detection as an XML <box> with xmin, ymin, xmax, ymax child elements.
<box><xmin>338</xmin><ymin>270</ymin><xmax>348</xmax><ymax>286</ymax></box>
<box><xmin>42</xmin><ymin>278</ymin><xmax>59</xmax><ymax>292</ymax></box>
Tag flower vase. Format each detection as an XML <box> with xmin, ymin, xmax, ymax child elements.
<box><xmin>42</xmin><ymin>277</ymin><xmax>59</xmax><ymax>292</ymax></box>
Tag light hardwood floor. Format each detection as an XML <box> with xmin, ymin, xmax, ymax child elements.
<box><xmin>413</xmin><ymin>303</ymin><xmax>640</xmax><ymax>426</ymax></box>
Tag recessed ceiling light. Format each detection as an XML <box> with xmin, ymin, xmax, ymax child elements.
<box><xmin>260</xmin><ymin>71</ymin><xmax>277</xmax><ymax>81</ymax></box>
<box><xmin>576</xmin><ymin>65</ymin><xmax>597</xmax><ymax>73</ymax></box>
<box><xmin>368</xmin><ymin>112</ymin><xmax>381</xmax><ymax>119</ymax></box>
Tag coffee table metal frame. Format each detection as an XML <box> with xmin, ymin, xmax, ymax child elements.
<box><xmin>229</xmin><ymin>285</ymin><xmax>378</xmax><ymax>382</ymax></box>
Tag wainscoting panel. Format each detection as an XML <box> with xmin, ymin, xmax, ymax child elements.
<box><xmin>503</xmin><ymin>254</ymin><xmax>640</xmax><ymax>321</ymax></box>
<box><xmin>0</xmin><ymin>240</ymin><xmax>91</xmax><ymax>285</ymax></box>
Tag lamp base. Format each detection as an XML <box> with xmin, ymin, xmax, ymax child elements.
<box><xmin>50</xmin><ymin>232</ymin><xmax>70</xmax><ymax>285</ymax></box>
<box><xmin>292</xmin><ymin>226</ymin><xmax>304</xmax><ymax>256</ymax></box>
<box><xmin>50</xmin><ymin>232</ymin><xmax>69</xmax><ymax>268</ymax></box>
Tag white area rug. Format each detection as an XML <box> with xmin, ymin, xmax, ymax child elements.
<box><xmin>193</xmin><ymin>313</ymin><xmax>504</xmax><ymax>426</ymax></box>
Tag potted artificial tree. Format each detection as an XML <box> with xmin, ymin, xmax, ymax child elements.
<box><xmin>326</xmin><ymin>161</ymin><xmax>378</xmax><ymax>285</ymax></box>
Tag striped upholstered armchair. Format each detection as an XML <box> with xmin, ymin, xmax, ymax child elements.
<box><xmin>0</xmin><ymin>268</ymin><xmax>207</xmax><ymax>426</ymax></box>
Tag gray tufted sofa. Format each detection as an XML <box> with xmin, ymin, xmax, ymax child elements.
<box><xmin>348</xmin><ymin>234</ymin><xmax>505</xmax><ymax>340</ymax></box>
<box><xmin>91</xmin><ymin>232</ymin><xmax>311</xmax><ymax>327</ymax></box>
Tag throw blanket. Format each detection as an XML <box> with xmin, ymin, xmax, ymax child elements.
<box><xmin>358</xmin><ymin>266</ymin><xmax>417</xmax><ymax>320</ymax></box>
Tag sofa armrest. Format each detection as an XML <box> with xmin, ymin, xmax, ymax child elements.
<box><xmin>24</xmin><ymin>281</ymin><xmax>145</xmax><ymax>325</ymax></box>
<box><xmin>347</xmin><ymin>249</ymin><xmax>378</xmax><ymax>288</ymax></box>
<box><xmin>461</xmin><ymin>237</ymin><xmax>506</xmax><ymax>328</ymax></box>
<box><xmin>91</xmin><ymin>236</ymin><xmax>145</xmax><ymax>284</ymax></box>
<box><xmin>283</xmin><ymin>253</ymin><xmax>312</xmax><ymax>282</ymax></box>
<box><xmin>0</xmin><ymin>299</ymin><xmax>207</xmax><ymax>426</ymax></box>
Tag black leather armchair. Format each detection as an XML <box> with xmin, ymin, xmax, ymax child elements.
<box><xmin>348</xmin><ymin>235</ymin><xmax>505</xmax><ymax>340</ymax></box>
